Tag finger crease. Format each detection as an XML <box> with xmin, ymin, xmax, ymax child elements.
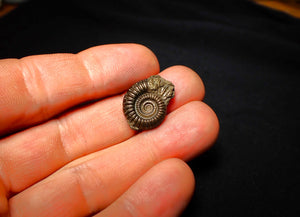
<box><xmin>55</xmin><ymin>119</ymin><xmax>72</xmax><ymax>162</ymax></box>
<box><xmin>19</xmin><ymin>58</ymin><xmax>50</xmax><ymax>120</ymax></box>
<box><xmin>68</xmin><ymin>162</ymin><xmax>104</xmax><ymax>214</ymax></box>
<box><xmin>55</xmin><ymin>116</ymin><xmax>90</xmax><ymax>160</ymax></box>
<box><xmin>122</xmin><ymin>197</ymin><xmax>143</xmax><ymax>217</ymax></box>
<box><xmin>77</xmin><ymin>53</ymin><xmax>100</xmax><ymax>91</ymax></box>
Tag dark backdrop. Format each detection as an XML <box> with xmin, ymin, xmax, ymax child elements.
<box><xmin>1</xmin><ymin>0</ymin><xmax>299</xmax><ymax>216</ymax></box>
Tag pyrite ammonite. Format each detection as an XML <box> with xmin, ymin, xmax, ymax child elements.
<box><xmin>123</xmin><ymin>75</ymin><xmax>175</xmax><ymax>131</ymax></box>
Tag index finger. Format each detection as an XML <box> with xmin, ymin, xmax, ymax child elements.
<box><xmin>0</xmin><ymin>44</ymin><xmax>159</xmax><ymax>136</ymax></box>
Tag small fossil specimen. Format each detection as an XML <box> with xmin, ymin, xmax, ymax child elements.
<box><xmin>123</xmin><ymin>75</ymin><xmax>175</xmax><ymax>131</ymax></box>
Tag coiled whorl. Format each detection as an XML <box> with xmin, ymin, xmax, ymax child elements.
<box><xmin>123</xmin><ymin>75</ymin><xmax>175</xmax><ymax>131</ymax></box>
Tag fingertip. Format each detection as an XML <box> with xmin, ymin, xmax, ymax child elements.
<box><xmin>127</xmin><ymin>43</ymin><xmax>160</xmax><ymax>75</ymax></box>
<box><xmin>79</xmin><ymin>43</ymin><xmax>160</xmax><ymax>86</ymax></box>
<box><xmin>162</xmin><ymin>65</ymin><xmax>205</xmax><ymax>100</ymax></box>
<box><xmin>160</xmin><ymin>65</ymin><xmax>205</xmax><ymax>112</ymax></box>
<box><xmin>179</xmin><ymin>101</ymin><xmax>219</xmax><ymax>159</ymax></box>
<box><xmin>149</xmin><ymin>101</ymin><xmax>219</xmax><ymax>161</ymax></box>
<box><xmin>97</xmin><ymin>158</ymin><xmax>195</xmax><ymax>217</ymax></box>
<box><xmin>201</xmin><ymin>102</ymin><xmax>220</xmax><ymax>150</ymax></box>
<box><xmin>160</xmin><ymin>158</ymin><xmax>195</xmax><ymax>197</ymax></box>
<box><xmin>145</xmin><ymin>158</ymin><xmax>196</xmax><ymax>217</ymax></box>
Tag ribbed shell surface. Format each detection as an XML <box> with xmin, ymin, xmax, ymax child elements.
<box><xmin>123</xmin><ymin>80</ymin><xmax>167</xmax><ymax>130</ymax></box>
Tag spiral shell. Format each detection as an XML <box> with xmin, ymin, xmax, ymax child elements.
<box><xmin>123</xmin><ymin>75</ymin><xmax>175</xmax><ymax>131</ymax></box>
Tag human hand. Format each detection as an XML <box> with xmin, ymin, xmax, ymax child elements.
<box><xmin>0</xmin><ymin>44</ymin><xmax>219</xmax><ymax>217</ymax></box>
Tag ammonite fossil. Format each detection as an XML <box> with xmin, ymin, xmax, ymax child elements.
<box><xmin>123</xmin><ymin>75</ymin><xmax>175</xmax><ymax>131</ymax></box>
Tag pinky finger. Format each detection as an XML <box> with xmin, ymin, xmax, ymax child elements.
<box><xmin>96</xmin><ymin>158</ymin><xmax>195</xmax><ymax>217</ymax></box>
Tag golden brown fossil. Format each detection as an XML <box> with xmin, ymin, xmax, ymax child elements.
<box><xmin>123</xmin><ymin>75</ymin><xmax>175</xmax><ymax>131</ymax></box>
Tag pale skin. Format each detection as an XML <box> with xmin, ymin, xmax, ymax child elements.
<box><xmin>0</xmin><ymin>44</ymin><xmax>219</xmax><ymax>217</ymax></box>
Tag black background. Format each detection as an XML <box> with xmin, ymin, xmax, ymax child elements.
<box><xmin>1</xmin><ymin>0</ymin><xmax>300</xmax><ymax>216</ymax></box>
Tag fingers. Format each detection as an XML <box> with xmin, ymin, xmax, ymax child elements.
<box><xmin>97</xmin><ymin>159</ymin><xmax>195</xmax><ymax>217</ymax></box>
<box><xmin>0</xmin><ymin>44</ymin><xmax>159</xmax><ymax>135</ymax></box>
<box><xmin>0</xmin><ymin>66</ymin><xmax>205</xmax><ymax>194</ymax></box>
<box><xmin>8</xmin><ymin>101</ymin><xmax>219</xmax><ymax>217</ymax></box>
